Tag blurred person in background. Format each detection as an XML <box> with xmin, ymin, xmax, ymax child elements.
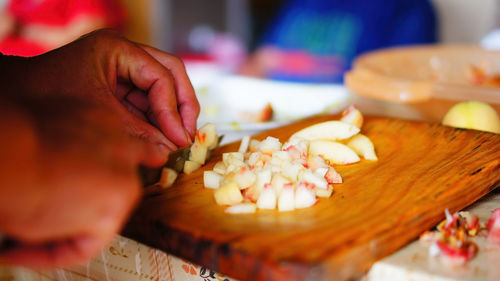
<box><xmin>0</xmin><ymin>0</ymin><xmax>125</xmax><ymax>56</ymax></box>
<box><xmin>241</xmin><ymin>0</ymin><xmax>437</xmax><ymax>83</ymax></box>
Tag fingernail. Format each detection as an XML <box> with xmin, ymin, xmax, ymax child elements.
<box><xmin>158</xmin><ymin>142</ymin><xmax>176</xmax><ymax>154</ymax></box>
<box><xmin>184</xmin><ymin>129</ymin><xmax>193</xmax><ymax>145</ymax></box>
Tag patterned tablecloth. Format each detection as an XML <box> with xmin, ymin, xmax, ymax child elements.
<box><xmin>0</xmin><ymin>235</ymin><xmax>236</xmax><ymax>281</ymax></box>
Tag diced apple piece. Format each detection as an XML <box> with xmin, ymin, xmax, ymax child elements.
<box><xmin>295</xmin><ymin>182</ymin><xmax>317</xmax><ymax>209</ymax></box>
<box><xmin>225</xmin><ymin>203</ymin><xmax>257</xmax><ymax>214</ymax></box>
<box><xmin>196</xmin><ymin>122</ymin><xmax>218</xmax><ymax>149</ymax></box>
<box><xmin>225</xmin><ymin>159</ymin><xmax>246</xmax><ymax>174</ymax></box>
<box><xmin>223</xmin><ymin>153</ymin><xmax>246</xmax><ymax>174</ymax></box>
<box><xmin>184</xmin><ymin>160</ymin><xmax>201</xmax><ymax>174</ymax></box>
<box><xmin>158</xmin><ymin>167</ymin><xmax>178</xmax><ymax>188</ymax></box>
<box><xmin>256</xmin><ymin>184</ymin><xmax>277</xmax><ymax>209</ymax></box>
<box><xmin>315</xmin><ymin>167</ymin><xmax>328</xmax><ymax>177</ymax></box>
<box><xmin>315</xmin><ymin>184</ymin><xmax>334</xmax><ymax>198</ymax></box>
<box><xmin>221</xmin><ymin>172</ymin><xmax>236</xmax><ymax>186</ymax></box>
<box><xmin>309</xmin><ymin>140</ymin><xmax>360</xmax><ymax>165</ymax></box>
<box><xmin>234</xmin><ymin>166</ymin><xmax>256</xmax><ymax>189</ymax></box>
<box><xmin>307</xmin><ymin>155</ymin><xmax>328</xmax><ymax>171</ymax></box>
<box><xmin>268</xmin><ymin>162</ymin><xmax>282</xmax><ymax>174</ymax></box>
<box><xmin>214</xmin><ymin>181</ymin><xmax>243</xmax><ymax>205</ymax></box>
<box><xmin>278</xmin><ymin>183</ymin><xmax>295</xmax><ymax>212</ymax></box>
<box><xmin>223</xmin><ymin>152</ymin><xmax>244</xmax><ymax>166</ymax></box>
<box><xmin>340</xmin><ymin>105</ymin><xmax>364</xmax><ymax>129</ymax></box>
<box><xmin>346</xmin><ymin>134</ymin><xmax>378</xmax><ymax>161</ymax></box>
<box><xmin>213</xmin><ymin>161</ymin><xmax>226</xmax><ymax>175</ymax></box>
<box><xmin>247</xmin><ymin>152</ymin><xmax>262</xmax><ymax>167</ymax></box>
<box><xmin>238</xmin><ymin>135</ymin><xmax>251</xmax><ymax>153</ymax></box>
<box><xmin>258</xmin><ymin>136</ymin><xmax>282</xmax><ymax>155</ymax></box>
<box><xmin>204</xmin><ymin>171</ymin><xmax>223</xmax><ymax>189</ymax></box>
<box><xmin>190</xmin><ymin>141</ymin><xmax>208</xmax><ymax>164</ymax></box>
<box><xmin>281</xmin><ymin>161</ymin><xmax>304</xmax><ymax>182</ymax></box>
<box><xmin>458</xmin><ymin>211</ymin><xmax>480</xmax><ymax>236</ymax></box>
<box><xmin>283</xmin><ymin>141</ymin><xmax>308</xmax><ymax>164</ymax></box>
<box><xmin>255</xmin><ymin>168</ymin><xmax>272</xmax><ymax>188</ymax></box>
<box><xmin>271</xmin><ymin>151</ymin><xmax>291</xmax><ymax>165</ymax></box>
<box><xmin>324</xmin><ymin>167</ymin><xmax>342</xmax><ymax>184</ymax></box>
<box><xmin>289</xmin><ymin>121</ymin><xmax>360</xmax><ymax>142</ymax></box>
<box><xmin>244</xmin><ymin>168</ymin><xmax>272</xmax><ymax>202</ymax></box>
<box><xmin>301</xmin><ymin>170</ymin><xmax>328</xmax><ymax>189</ymax></box>
<box><xmin>249</xmin><ymin>139</ymin><xmax>260</xmax><ymax>152</ymax></box>
<box><xmin>271</xmin><ymin>173</ymin><xmax>291</xmax><ymax>196</ymax></box>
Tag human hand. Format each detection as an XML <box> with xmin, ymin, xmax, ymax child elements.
<box><xmin>5</xmin><ymin>29</ymin><xmax>200</xmax><ymax>166</ymax></box>
<box><xmin>0</xmin><ymin>98</ymin><xmax>155</xmax><ymax>268</ymax></box>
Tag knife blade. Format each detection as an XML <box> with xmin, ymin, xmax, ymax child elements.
<box><xmin>138</xmin><ymin>146</ymin><xmax>191</xmax><ymax>187</ymax></box>
<box><xmin>138</xmin><ymin>135</ymin><xmax>224</xmax><ymax>187</ymax></box>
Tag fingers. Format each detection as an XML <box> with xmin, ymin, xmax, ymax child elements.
<box><xmin>115</xmin><ymin>47</ymin><xmax>194</xmax><ymax>148</ymax></box>
<box><xmin>126</xmin><ymin>89</ymin><xmax>149</xmax><ymax>112</ymax></box>
<box><xmin>112</xmin><ymin>97</ymin><xmax>177</xmax><ymax>166</ymax></box>
<box><xmin>138</xmin><ymin>44</ymin><xmax>200</xmax><ymax>138</ymax></box>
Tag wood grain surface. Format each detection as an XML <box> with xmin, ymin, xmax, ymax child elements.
<box><xmin>123</xmin><ymin>115</ymin><xmax>500</xmax><ymax>281</ymax></box>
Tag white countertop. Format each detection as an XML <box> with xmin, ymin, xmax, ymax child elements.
<box><xmin>368</xmin><ymin>188</ymin><xmax>500</xmax><ymax>281</ymax></box>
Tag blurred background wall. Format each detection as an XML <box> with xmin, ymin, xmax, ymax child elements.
<box><xmin>122</xmin><ymin>0</ymin><xmax>499</xmax><ymax>53</ymax></box>
<box><xmin>0</xmin><ymin>0</ymin><xmax>497</xmax><ymax>57</ymax></box>
<box><xmin>432</xmin><ymin>0</ymin><xmax>498</xmax><ymax>43</ymax></box>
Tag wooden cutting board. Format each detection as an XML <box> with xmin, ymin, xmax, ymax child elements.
<box><xmin>123</xmin><ymin>115</ymin><xmax>500</xmax><ymax>281</ymax></box>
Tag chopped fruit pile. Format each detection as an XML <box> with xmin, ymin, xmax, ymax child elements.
<box><xmin>157</xmin><ymin>122</ymin><xmax>219</xmax><ymax>188</ymax></box>
<box><xmin>420</xmin><ymin>209</ymin><xmax>480</xmax><ymax>266</ymax></box>
<box><xmin>203</xmin><ymin>105</ymin><xmax>378</xmax><ymax>213</ymax></box>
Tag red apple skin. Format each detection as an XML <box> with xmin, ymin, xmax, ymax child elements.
<box><xmin>487</xmin><ymin>208</ymin><xmax>500</xmax><ymax>244</ymax></box>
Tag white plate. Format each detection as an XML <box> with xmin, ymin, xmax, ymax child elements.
<box><xmin>188</xmin><ymin>70</ymin><xmax>351</xmax><ymax>144</ymax></box>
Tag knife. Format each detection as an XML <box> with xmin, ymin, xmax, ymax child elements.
<box><xmin>138</xmin><ymin>146</ymin><xmax>191</xmax><ymax>187</ymax></box>
<box><xmin>138</xmin><ymin>135</ymin><xmax>224</xmax><ymax>187</ymax></box>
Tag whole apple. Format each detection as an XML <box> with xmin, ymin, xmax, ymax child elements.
<box><xmin>442</xmin><ymin>101</ymin><xmax>500</xmax><ymax>134</ymax></box>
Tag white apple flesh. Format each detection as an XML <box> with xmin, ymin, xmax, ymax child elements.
<box><xmin>257</xmin><ymin>184</ymin><xmax>277</xmax><ymax>209</ymax></box>
<box><xmin>340</xmin><ymin>105</ymin><xmax>364</xmax><ymax>129</ymax></box>
<box><xmin>214</xmin><ymin>181</ymin><xmax>243</xmax><ymax>205</ymax></box>
<box><xmin>289</xmin><ymin>121</ymin><xmax>359</xmax><ymax>142</ymax></box>
<box><xmin>309</xmin><ymin>140</ymin><xmax>360</xmax><ymax>165</ymax></box>
<box><xmin>204</xmin><ymin>171</ymin><xmax>223</xmax><ymax>189</ymax></box>
<box><xmin>184</xmin><ymin>160</ymin><xmax>202</xmax><ymax>174</ymax></box>
<box><xmin>278</xmin><ymin>183</ymin><xmax>295</xmax><ymax>211</ymax></box>
<box><xmin>158</xmin><ymin>167</ymin><xmax>178</xmax><ymax>188</ymax></box>
<box><xmin>346</xmin><ymin>134</ymin><xmax>378</xmax><ymax>161</ymax></box>
<box><xmin>225</xmin><ymin>203</ymin><xmax>257</xmax><ymax>214</ymax></box>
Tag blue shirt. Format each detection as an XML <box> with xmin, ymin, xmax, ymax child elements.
<box><xmin>260</xmin><ymin>0</ymin><xmax>437</xmax><ymax>83</ymax></box>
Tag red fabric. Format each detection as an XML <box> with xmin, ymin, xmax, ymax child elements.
<box><xmin>7</xmin><ymin>0</ymin><xmax>125</xmax><ymax>28</ymax></box>
<box><xmin>0</xmin><ymin>37</ymin><xmax>45</xmax><ymax>56</ymax></box>
<box><xmin>0</xmin><ymin>0</ymin><xmax>126</xmax><ymax>56</ymax></box>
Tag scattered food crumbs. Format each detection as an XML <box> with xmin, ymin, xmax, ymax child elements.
<box><xmin>419</xmin><ymin>209</ymin><xmax>480</xmax><ymax>266</ymax></box>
